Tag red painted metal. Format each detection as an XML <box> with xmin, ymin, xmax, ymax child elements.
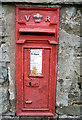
<box><xmin>16</xmin><ymin>7</ymin><xmax>59</xmax><ymax>116</ymax></box>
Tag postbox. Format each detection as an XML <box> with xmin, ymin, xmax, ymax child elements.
<box><xmin>16</xmin><ymin>7</ymin><xmax>59</xmax><ymax>116</ymax></box>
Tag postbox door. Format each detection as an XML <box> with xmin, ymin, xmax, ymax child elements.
<box><xmin>16</xmin><ymin>44</ymin><xmax>56</xmax><ymax>116</ymax></box>
<box><xmin>23</xmin><ymin>47</ymin><xmax>52</xmax><ymax>110</ymax></box>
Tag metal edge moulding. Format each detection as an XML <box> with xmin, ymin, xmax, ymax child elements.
<box><xmin>16</xmin><ymin>7</ymin><xmax>59</xmax><ymax>116</ymax></box>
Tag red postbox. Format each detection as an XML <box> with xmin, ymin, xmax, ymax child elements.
<box><xmin>16</xmin><ymin>7</ymin><xmax>59</xmax><ymax>116</ymax></box>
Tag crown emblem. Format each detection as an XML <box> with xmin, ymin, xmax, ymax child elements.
<box><xmin>33</xmin><ymin>13</ymin><xmax>43</xmax><ymax>23</ymax></box>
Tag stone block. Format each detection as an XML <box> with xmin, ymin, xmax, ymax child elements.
<box><xmin>0</xmin><ymin>20</ymin><xmax>2</xmax><ymax>26</ymax></box>
<box><xmin>0</xmin><ymin>3</ymin><xmax>2</xmax><ymax>19</ymax></box>
<box><xmin>0</xmin><ymin>62</ymin><xmax>7</xmax><ymax>84</ymax></box>
<box><xmin>0</xmin><ymin>86</ymin><xmax>9</xmax><ymax>113</ymax></box>
<box><xmin>2</xmin><ymin>89</ymin><xmax>8</xmax><ymax>101</ymax></box>
<box><xmin>59</xmin><ymin>118</ymin><xmax>81</xmax><ymax>120</ymax></box>
<box><xmin>56</xmin><ymin>106</ymin><xmax>80</xmax><ymax>116</ymax></box>
<box><xmin>60</xmin><ymin>7</ymin><xmax>81</xmax><ymax>36</ymax></box>
<box><xmin>56</xmin><ymin>28</ymin><xmax>80</xmax><ymax>107</ymax></box>
<box><xmin>0</xmin><ymin>79</ymin><xmax>6</xmax><ymax>84</ymax></box>
<box><xmin>18</xmin><ymin>117</ymin><xmax>48</xmax><ymax>120</ymax></box>
<box><xmin>0</xmin><ymin>26</ymin><xmax>2</xmax><ymax>36</ymax></box>
<box><xmin>1</xmin><ymin>44</ymin><xmax>10</xmax><ymax>62</ymax></box>
<box><xmin>0</xmin><ymin>37</ymin><xmax>6</xmax><ymax>43</ymax></box>
<box><xmin>1</xmin><ymin>117</ymin><xmax>82</xmax><ymax>120</ymax></box>
<box><xmin>1</xmin><ymin>118</ymin><xmax>19</xmax><ymax>120</ymax></box>
<box><xmin>2</xmin><ymin>67</ymin><xmax>7</xmax><ymax>80</ymax></box>
<box><xmin>2</xmin><ymin>112</ymin><xmax>15</xmax><ymax>117</ymax></box>
<box><xmin>0</xmin><ymin>0</ymin><xmax>82</xmax><ymax>4</ymax></box>
<box><xmin>2</xmin><ymin>100</ymin><xmax>9</xmax><ymax>113</ymax></box>
<box><xmin>0</xmin><ymin>47</ymin><xmax>2</xmax><ymax>61</ymax></box>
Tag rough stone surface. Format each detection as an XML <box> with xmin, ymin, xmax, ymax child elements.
<box><xmin>0</xmin><ymin>2</ymin><xmax>10</xmax><ymax>116</ymax></box>
<box><xmin>1</xmin><ymin>3</ymin><xmax>16</xmax><ymax>114</ymax></box>
<box><xmin>56</xmin><ymin>106</ymin><xmax>80</xmax><ymax>116</ymax></box>
<box><xmin>60</xmin><ymin>7</ymin><xmax>82</xmax><ymax>36</ymax></box>
<box><xmin>0</xmin><ymin>62</ymin><xmax>7</xmax><ymax>84</ymax></box>
<box><xmin>56</xmin><ymin>29</ymin><xmax>80</xmax><ymax>107</ymax></box>
<box><xmin>0</xmin><ymin>84</ymin><xmax>9</xmax><ymax>114</ymax></box>
<box><xmin>1</xmin><ymin>117</ymin><xmax>82</xmax><ymax>120</ymax></box>
<box><xmin>0</xmin><ymin>85</ymin><xmax>2</xmax><ymax>120</ymax></box>
<box><xmin>1</xmin><ymin>44</ymin><xmax>10</xmax><ymax>62</ymax></box>
<box><xmin>0</xmin><ymin>0</ymin><xmax>82</xmax><ymax>4</ymax></box>
<box><xmin>56</xmin><ymin>6</ymin><xmax>81</xmax><ymax>116</ymax></box>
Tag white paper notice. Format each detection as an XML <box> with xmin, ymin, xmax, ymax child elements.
<box><xmin>30</xmin><ymin>49</ymin><xmax>42</xmax><ymax>75</ymax></box>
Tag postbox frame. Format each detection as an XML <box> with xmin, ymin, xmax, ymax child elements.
<box><xmin>16</xmin><ymin>7</ymin><xmax>59</xmax><ymax>116</ymax></box>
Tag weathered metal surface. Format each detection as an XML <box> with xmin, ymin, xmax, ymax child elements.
<box><xmin>16</xmin><ymin>7</ymin><xmax>59</xmax><ymax>116</ymax></box>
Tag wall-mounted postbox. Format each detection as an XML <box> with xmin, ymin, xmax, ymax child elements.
<box><xmin>16</xmin><ymin>7</ymin><xmax>59</xmax><ymax>116</ymax></box>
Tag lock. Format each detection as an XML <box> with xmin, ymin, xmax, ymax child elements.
<box><xmin>27</xmin><ymin>78</ymin><xmax>39</xmax><ymax>87</ymax></box>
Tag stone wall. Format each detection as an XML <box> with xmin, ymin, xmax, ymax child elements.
<box><xmin>0</xmin><ymin>0</ymin><xmax>82</xmax><ymax>4</ymax></box>
<box><xmin>0</xmin><ymin>1</ymin><xmax>82</xmax><ymax>120</ymax></box>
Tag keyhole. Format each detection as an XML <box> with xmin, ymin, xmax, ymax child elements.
<box><xmin>29</xmin><ymin>82</ymin><xmax>31</xmax><ymax>86</ymax></box>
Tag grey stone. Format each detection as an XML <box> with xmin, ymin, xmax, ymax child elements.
<box><xmin>0</xmin><ymin>0</ymin><xmax>82</xmax><ymax>4</ymax></box>
<box><xmin>56</xmin><ymin>106</ymin><xmax>80</xmax><ymax>116</ymax></box>
<box><xmin>0</xmin><ymin>85</ymin><xmax>2</xmax><ymax>116</ymax></box>
<box><xmin>58</xmin><ymin>28</ymin><xmax>80</xmax><ymax>78</ymax></box>
<box><xmin>0</xmin><ymin>26</ymin><xmax>2</xmax><ymax>36</ymax></box>
<box><xmin>0</xmin><ymin>3</ymin><xmax>2</xmax><ymax>19</ymax></box>
<box><xmin>0</xmin><ymin>47</ymin><xmax>2</xmax><ymax>61</ymax></box>
<box><xmin>1</xmin><ymin>87</ymin><xmax>9</xmax><ymax>114</ymax></box>
<box><xmin>60</xmin><ymin>7</ymin><xmax>81</xmax><ymax>36</ymax></box>
<box><xmin>15</xmin><ymin>117</ymin><xmax>48</xmax><ymax>120</ymax></box>
<box><xmin>2</xmin><ymin>4</ymin><xmax>16</xmax><ymax>113</ymax></box>
<box><xmin>0</xmin><ymin>20</ymin><xmax>2</xmax><ymax>26</ymax></box>
<box><xmin>2</xmin><ymin>112</ymin><xmax>15</xmax><ymax>116</ymax></box>
<box><xmin>2</xmin><ymin>100</ymin><xmax>9</xmax><ymax>113</ymax></box>
<box><xmin>0</xmin><ymin>86</ymin><xmax>9</xmax><ymax>114</ymax></box>
<box><xmin>2</xmin><ymin>62</ymin><xmax>6</xmax><ymax>67</ymax></box>
<box><xmin>59</xmin><ymin>114</ymin><xmax>68</xmax><ymax>118</ymax></box>
<box><xmin>2</xmin><ymin>90</ymin><xmax>8</xmax><ymax>101</ymax></box>
<box><xmin>1</xmin><ymin>118</ymin><xmax>19</xmax><ymax>120</ymax></box>
<box><xmin>0</xmin><ymin>79</ymin><xmax>6</xmax><ymax>84</ymax></box>
<box><xmin>0</xmin><ymin>63</ymin><xmax>2</xmax><ymax>76</ymax></box>
<box><xmin>1</xmin><ymin>44</ymin><xmax>10</xmax><ymax>62</ymax></box>
<box><xmin>0</xmin><ymin>39</ymin><xmax>6</xmax><ymax>44</ymax></box>
<box><xmin>56</xmin><ymin>28</ymin><xmax>80</xmax><ymax>107</ymax></box>
<box><xmin>2</xmin><ymin>67</ymin><xmax>7</xmax><ymax>80</ymax></box>
<box><xmin>0</xmin><ymin>62</ymin><xmax>7</xmax><ymax>84</ymax></box>
<box><xmin>66</xmin><ymin>7</ymin><xmax>76</xmax><ymax>19</ymax></box>
<box><xmin>2</xmin><ymin>118</ymin><xmax>20</xmax><ymax>120</ymax></box>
